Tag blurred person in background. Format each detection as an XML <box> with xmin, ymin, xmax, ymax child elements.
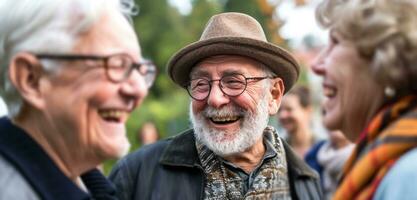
<box><xmin>280</xmin><ymin>85</ymin><xmax>350</xmax><ymax>199</ymax></box>
<box><xmin>138</xmin><ymin>121</ymin><xmax>160</xmax><ymax>145</ymax></box>
<box><xmin>110</xmin><ymin>12</ymin><xmax>322</xmax><ymax>200</ymax></box>
<box><xmin>312</xmin><ymin>0</ymin><xmax>417</xmax><ymax>199</ymax></box>
<box><xmin>305</xmin><ymin>130</ymin><xmax>354</xmax><ymax>200</ymax></box>
<box><xmin>0</xmin><ymin>0</ymin><xmax>155</xmax><ymax>199</ymax></box>
<box><xmin>278</xmin><ymin>85</ymin><xmax>316</xmax><ymax>158</ymax></box>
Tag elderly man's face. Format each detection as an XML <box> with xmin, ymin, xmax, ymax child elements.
<box><xmin>189</xmin><ymin>56</ymin><xmax>282</xmax><ymax>156</ymax></box>
<box><xmin>38</xmin><ymin>9</ymin><xmax>147</xmax><ymax>160</ymax></box>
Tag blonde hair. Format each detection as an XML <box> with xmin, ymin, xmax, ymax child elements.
<box><xmin>316</xmin><ymin>0</ymin><xmax>417</xmax><ymax>95</ymax></box>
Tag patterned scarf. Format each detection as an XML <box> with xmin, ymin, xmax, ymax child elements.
<box><xmin>333</xmin><ymin>95</ymin><xmax>417</xmax><ymax>200</ymax></box>
<box><xmin>196</xmin><ymin>126</ymin><xmax>291</xmax><ymax>200</ymax></box>
<box><xmin>317</xmin><ymin>141</ymin><xmax>354</xmax><ymax>200</ymax></box>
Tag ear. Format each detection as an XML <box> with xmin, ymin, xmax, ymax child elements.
<box><xmin>268</xmin><ymin>78</ymin><xmax>285</xmax><ymax>115</ymax></box>
<box><xmin>8</xmin><ymin>52</ymin><xmax>46</xmax><ymax>110</ymax></box>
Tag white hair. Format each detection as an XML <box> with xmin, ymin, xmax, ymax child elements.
<box><xmin>0</xmin><ymin>0</ymin><xmax>137</xmax><ymax>117</ymax></box>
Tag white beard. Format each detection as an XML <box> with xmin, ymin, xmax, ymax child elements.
<box><xmin>190</xmin><ymin>95</ymin><xmax>270</xmax><ymax>157</ymax></box>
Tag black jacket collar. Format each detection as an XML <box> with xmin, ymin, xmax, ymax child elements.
<box><xmin>159</xmin><ymin>129</ymin><xmax>200</xmax><ymax>167</ymax></box>
<box><xmin>282</xmin><ymin>139</ymin><xmax>319</xmax><ymax>178</ymax></box>
<box><xmin>160</xmin><ymin>128</ymin><xmax>318</xmax><ymax>179</ymax></box>
<box><xmin>0</xmin><ymin>117</ymin><xmax>115</xmax><ymax>200</ymax></box>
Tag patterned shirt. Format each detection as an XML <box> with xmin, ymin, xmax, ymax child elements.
<box><xmin>196</xmin><ymin>126</ymin><xmax>292</xmax><ymax>200</ymax></box>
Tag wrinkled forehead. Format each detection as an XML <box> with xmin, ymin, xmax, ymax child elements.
<box><xmin>190</xmin><ymin>55</ymin><xmax>265</xmax><ymax>78</ymax></box>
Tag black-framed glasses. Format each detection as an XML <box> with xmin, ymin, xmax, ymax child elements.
<box><xmin>35</xmin><ymin>53</ymin><xmax>157</xmax><ymax>88</ymax></box>
<box><xmin>187</xmin><ymin>74</ymin><xmax>276</xmax><ymax>101</ymax></box>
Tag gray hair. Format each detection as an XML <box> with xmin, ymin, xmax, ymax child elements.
<box><xmin>316</xmin><ymin>0</ymin><xmax>417</xmax><ymax>96</ymax></box>
<box><xmin>0</xmin><ymin>0</ymin><xmax>137</xmax><ymax>117</ymax></box>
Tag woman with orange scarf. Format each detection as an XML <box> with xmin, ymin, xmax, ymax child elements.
<box><xmin>311</xmin><ymin>0</ymin><xmax>417</xmax><ymax>199</ymax></box>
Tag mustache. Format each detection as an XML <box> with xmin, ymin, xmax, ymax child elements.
<box><xmin>202</xmin><ymin>105</ymin><xmax>246</xmax><ymax>118</ymax></box>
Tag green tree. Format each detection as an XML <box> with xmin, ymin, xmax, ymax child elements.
<box><xmin>223</xmin><ymin>0</ymin><xmax>284</xmax><ymax>46</ymax></box>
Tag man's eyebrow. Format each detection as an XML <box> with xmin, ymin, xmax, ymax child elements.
<box><xmin>190</xmin><ymin>68</ymin><xmax>245</xmax><ymax>79</ymax></box>
<box><xmin>222</xmin><ymin>70</ymin><xmax>243</xmax><ymax>76</ymax></box>
<box><xmin>190</xmin><ymin>70</ymin><xmax>209</xmax><ymax>79</ymax></box>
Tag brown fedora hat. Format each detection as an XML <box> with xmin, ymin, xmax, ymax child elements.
<box><xmin>167</xmin><ymin>12</ymin><xmax>300</xmax><ymax>93</ymax></box>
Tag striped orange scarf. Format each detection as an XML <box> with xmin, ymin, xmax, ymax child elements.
<box><xmin>333</xmin><ymin>95</ymin><xmax>417</xmax><ymax>200</ymax></box>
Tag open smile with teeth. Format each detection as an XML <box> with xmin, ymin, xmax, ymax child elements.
<box><xmin>210</xmin><ymin>116</ymin><xmax>240</xmax><ymax>124</ymax></box>
<box><xmin>98</xmin><ymin>110</ymin><xmax>126</xmax><ymax>123</ymax></box>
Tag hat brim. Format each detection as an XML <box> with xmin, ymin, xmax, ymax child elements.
<box><xmin>167</xmin><ymin>37</ymin><xmax>300</xmax><ymax>93</ymax></box>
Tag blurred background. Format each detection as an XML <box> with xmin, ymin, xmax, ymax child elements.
<box><xmin>0</xmin><ymin>0</ymin><xmax>330</xmax><ymax>174</ymax></box>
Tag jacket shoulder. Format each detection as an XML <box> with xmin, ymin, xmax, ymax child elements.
<box><xmin>109</xmin><ymin>139</ymin><xmax>172</xmax><ymax>200</ymax></box>
<box><xmin>281</xmin><ymin>138</ymin><xmax>323</xmax><ymax>200</ymax></box>
<box><xmin>109</xmin><ymin>130</ymin><xmax>197</xmax><ymax>200</ymax></box>
<box><xmin>109</xmin><ymin>137</ymin><xmax>172</xmax><ymax>179</ymax></box>
<box><xmin>374</xmin><ymin>147</ymin><xmax>417</xmax><ymax>199</ymax></box>
<box><xmin>114</xmin><ymin>129</ymin><xmax>195</xmax><ymax>169</ymax></box>
<box><xmin>0</xmin><ymin>155</ymin><xmax>40</xmax><ymax>200</ymax></box>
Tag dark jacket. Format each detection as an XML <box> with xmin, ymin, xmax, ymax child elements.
<box><xmin>109</xmin><ymin>129</ymin><xmax>322</xmax><ymax>200</ymax></box>
<box><xmin>0</xmin><ymin>117</ymin><xmax>117</xmax><ymax>200</ymax></box>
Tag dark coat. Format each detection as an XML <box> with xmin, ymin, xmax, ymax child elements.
<box><xmin>0</xmin><ymin>117</ymin><xmax>116</xmax><ymax>200</ymax></box>
<box><xmin>109</xmin><ymin>129</ymin><xmax>323</xmax><ymax>200</ymax></box>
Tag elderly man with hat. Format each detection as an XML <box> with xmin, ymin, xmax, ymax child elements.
<box><xmin>110</xmin><ymin>12</ymin><xmax>322</xmax><ymax>200</ymax></box>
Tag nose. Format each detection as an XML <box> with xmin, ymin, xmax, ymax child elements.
<box><xmin>120</xmin><ymin>69</ymin><xmax>148</xmax><ymax>105</ymax></box>
<box><xmin>311</xmin><ymin>47</ymin><xmax>327</xmax><ymax>76</ymax></box>
<box><xmin>206</xmin><ymin>82</ymin><xmax>230</xmax><ymax>108</ymax></box>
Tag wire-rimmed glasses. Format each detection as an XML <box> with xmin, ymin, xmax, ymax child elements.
<box><xmin>187</xmin><ymin>74</ymin><xmax>276</xmax><ymax>101</ymax></box>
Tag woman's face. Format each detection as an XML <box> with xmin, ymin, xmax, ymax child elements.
<box><xmin>311</xmin><ymin>30</ymin><xmax>385</xmax><ymax>141</ymax></box>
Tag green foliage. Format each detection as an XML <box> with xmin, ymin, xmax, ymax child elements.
<box><xmin>224</xmin><ymin>0</ymin><xmax>271</xmax><ymax>38</ymax></box>
<box><xmin>187</xmin><ymin>0</ymin><xmax>222</xmax><ymax>38</ymax></box>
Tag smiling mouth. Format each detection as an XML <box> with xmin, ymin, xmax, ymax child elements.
<box><xmin>98</xmin><ymin>110</ymin><xmax>125</xmax><ymax>123</ymax></box>
<box><xmin>323</xmin><ymin>86</ymin><xmax>337</xmax><ymax>98</ymax></box>
<box><xmin>210</xmin><ymin>116</ymin><xmax>240</xmax><ymax>125</ymax></box>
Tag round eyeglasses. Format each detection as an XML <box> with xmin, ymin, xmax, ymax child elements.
<box><xmin>187</xmin><ymin>74</ymin><xmax>276</xmax><ymax>101</ymax></box>
<box><xmin>35</xmin><ymin>53</ymin><xmax>157</xmax><ymax>88</ymax></box>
